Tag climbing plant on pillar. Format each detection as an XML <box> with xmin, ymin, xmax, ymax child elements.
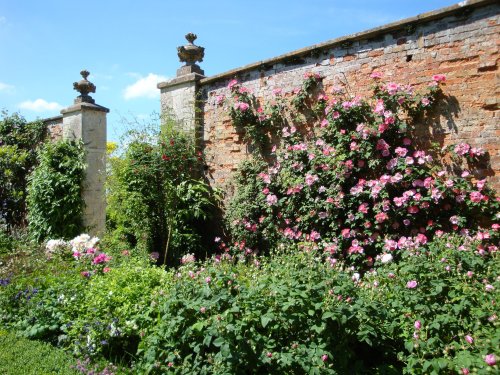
<box><xmin>27</xmin><ymin>140</ymin><xmax>85</xmax><ymax>242</ymax></box>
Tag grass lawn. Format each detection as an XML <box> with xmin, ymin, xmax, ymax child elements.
<box><xmin>0</xmin><ymin>330</ymin><xmax>78</xmax><ymax>375</ymax></box>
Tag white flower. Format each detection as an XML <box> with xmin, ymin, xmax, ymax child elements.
<box><xmin>45</xmin><ymin>239</ymin><xmax>68</xmax><ymax>257</ymax></box>
<box><xmin>380</xmin><ymin>253</ymin><xmax>393</xmax><ymax>264</ymax></box>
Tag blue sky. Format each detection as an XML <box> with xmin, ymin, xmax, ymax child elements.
<box><xmin>0</xmin><ymin>0</ymin><xmax>458</xmax><ymax>142</ymax></box>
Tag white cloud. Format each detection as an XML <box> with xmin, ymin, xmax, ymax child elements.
<box><xmin>18</xmin><ymin>99</ymin><xmax>63</xmax><ymax>112</ymax></box>
<box><xmin>0</xmin><ymin>16</ymin><xmax>6</xmax><ymax>25</ymax></box>
<box><xmin>123</xmin><ymin>73</ymin><xmax>168</xmax><ymax>100</ymax></box>
<box><xmin>0</xmin><ymin>82</ymin><xmax>14</xmax><ymax>93</ymax></box>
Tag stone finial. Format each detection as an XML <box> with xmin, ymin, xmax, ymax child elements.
<box><xmin>176</xmin><ymin>33</ymin><xmax>205</xmax><ymax>77</ymax></box>
<box><xmin>177</xmin><ymin>33</ymin><xmax>205</xmax><ymax>65</ymax></box>
<box><xmin>73</xmin><ymin>70</ymin><xmax>96</xmax><ymax>104</ymax></box>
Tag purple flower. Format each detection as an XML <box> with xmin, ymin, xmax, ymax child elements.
<box><xmin>406</xmin><ymin>280</ymin><xmax>418</xmax><ymax>289</ymax></box>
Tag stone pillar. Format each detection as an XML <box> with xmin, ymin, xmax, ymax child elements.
<box><xmin>61</xmin><ymin>70</ymin><xmax>109</xmax><ymax>236</ymax></box>
<box><xmin>158</xmin><ymin>33</ymin><xmax>205</xmax><ymax>135</ymax></box>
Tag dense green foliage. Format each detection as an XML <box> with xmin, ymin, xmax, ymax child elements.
<box><xmin>26</xmin><ymin>140</ymin><xmax>85</xmax><ymax>241</ymax></box>
<box><xmin>0</xmin><ymin>111</ymin><xmax>46</xmax><ymax>230</ymax></box>
<box><xmin>106</xmin><ymin>121</ymin><xmax>219</xmax><ymax>266</ymax></box>
<box><xmin>0</xmin><ymin>330</ymin><xmax>78</xmax><ymax>375</ymax></box>
<box><xmin>0</xmin><ymin>234</ymin><xmax>498</xmax><ymax>374</ymax></box>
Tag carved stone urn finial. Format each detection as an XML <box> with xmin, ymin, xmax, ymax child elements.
<box><xmin>185</xmin><ymin>32</ymin><xmax>197</xmax><ymax>44</ymax></box>
<box><xmin>176</xmin><ymin>33</ymin><xmax>205</xmax><ymax>77</ymax></box>
<box><xmin>73</xmin><ymin>70</ymin><xmax>96</xmax><ymax>104</ymax></box>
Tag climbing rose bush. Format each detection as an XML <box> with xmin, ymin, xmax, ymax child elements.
<box><xmin>225</xmin><ymin>72</ymin><xmax>499</xmax><ymax>268</ymax></box>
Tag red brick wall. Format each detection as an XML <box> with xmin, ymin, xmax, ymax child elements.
<box><xmin>199</xmin><ymin>1</ymin><xmax>499</xmax><ymax>195</ymax></box>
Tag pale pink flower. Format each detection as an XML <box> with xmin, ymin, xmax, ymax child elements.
<box><xmin>266</xmin><ymin>194</ymin><xmax>278</xmax><ymax>205</ymax></box>
<box><xmin>469</xmin><ymin>147</ymin><xmax>485</xmax><ymax>157</ymax></box>
<box><xmin>385</xmin><ymin>82</ymin><xmax>399</xmax><ymax>95</ymax></box>
<box><xmin>414</xmin><ymin>320</ymin><xmax>421</xmax><ymax>330</ymax></box>
<box><xmin>321</xmin><ymin>354</ymin><xmax>329</xmax><ymax>362</ymax></box>
<box><xmin>406</xmin><ymin>280</ymin><xmax>418</xmax><ymax>289</ymax></box>
<box><xmin>470</xmin><ymin>191</ymin><xmax>483</xmax><ymax>203</ymax></box>
<box><xmin>454</xmin><ymin>143</ymin><xmax>470</xmax><ymax>156</ymax></box>
<box><xmin>476</xmin><ymin>179</ymin><xmax>486</xmax><ymax>190</ymax></box>
<box><xmin>484</xmin><ymin>354</ymin><xmax>496</xmax><ymax>366</ymax></box>
<box><xmin>374</xmin><ymin>99</ymin><xmax>385</xmax><ymax>114</ymax></box>
<box><xmin>380</xmin><ymin>253</ymin><xmax>393</xmax><ymax>263</ymax></box>
<box><xmin>305</xmin><ymin>174</ymin><xmax>318</xmax><ymax>186</ymax></box>
<box><xmin>395</xmin><ymin>147</ymin><xmax>408</xmax><ymax>157</ymax></box>
<box><xmin>421</xmin><ymin>97</ymin><xmax>430</xmax><ymax>106</ymax></box>
<box><xmin>464</xmin><ymin>335</ymin><xmax>474</xmax><ymax>344</ymax></box>
<box><xmin>370</xmin><ymin>71</ymin><xmax>383</xmax><ymax>79</ymax></box>
<box><xmin>227</xmin><ymin>79</ymin><xmax>238</xmax><ymax>89</ymax></box>
<box><xmin>235</xmin><ymin>102</ymin><xmax>249</xmax><ymax>111</ymax></box>
<box><xmin>215</xmin><ymin>95</ymin><xmax>225</xmax><ymax>105</ymax></box>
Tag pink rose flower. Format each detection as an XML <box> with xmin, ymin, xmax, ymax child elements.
<box><xmin>235</xmin><ymin>102</ymin><xmax>250</xmax><ymax>111</ymax></box>
<box><xmin>470</xmin><ymin>191</ymin><xmax>484</xmax><ymax>203</ymax></box>
<box><xmin>484</xmin><ymin>354</ymin><xmax>496</xmax><ymax>366</ymax></box>
<box><xmin>227</xmin><ymin>79</ymin><xmax>238</xmax><ymax>89</ymax></box>
<box><xmin>432</xmin><ymin>74</ymin><xmax>446</xmax><ymax>82</ymax></box>
<box><xmin>464</xmin><ymin>335</ymin><xmax>474</xmax><ymax>344</ymax></box>
<box><xmin>266</xmin><ymin>194</ymin><xmax>278</xmax><ymax>205</ymax></box>
<box><xmin>414</xmin><ymin>320</ymin><xmax>421</xmax><ymax>330</ymax></box>
<box><xmin>406</xmin><ymin>280</ymin><xmax>418</xmax><ymax>289</ymax></box>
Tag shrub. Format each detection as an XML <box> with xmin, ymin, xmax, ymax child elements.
<box><xmin>134</xmin><ymin>234</ymin><xmax>498</xmax><ymax>374</ymax></box>
<box><xmin>224</xmin><ymin>73</ymin><xmax>499</xmax><ymax>268</ymax></box>
<box><xmin>0</xmin><ymin>111</ymin><xmax>46</xmax><ymax>230</ymax></box>
<box><xmin>26</xmin><ymin>140</ymin><xmax>85</xmax><ymax>242</ymax></box>
<box><xmin>106</xmin><ymin>117</ymin><xmax>220</xmax><ymax>266</ymax></box>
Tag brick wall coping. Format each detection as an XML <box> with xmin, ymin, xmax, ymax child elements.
<box><xmin>42</xmin><ymin>115</ymin><xmax>63</xmax><ymax>124</ymax></box>
<box><xmin>199</xmin><ymin>0</ymin><xmax>498</xmax><ymax>86</ymax></box>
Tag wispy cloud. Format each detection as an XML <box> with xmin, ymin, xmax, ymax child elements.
<box><xmin>18</xmin><ymin>99</ymin><xmax>63</xmax><ymax>112</ymax></box>
<box><xmin>123</xmin><ymin>73</ymin><xmax>168</xmax><ymax>100</ymax></box>
<box><xmin>0</xmin><ymin>82</ymin><xmax>14</xmax><ymax>93</ymax></box>
<box><xmin>0</xmin><ymin>16</ymin><xmax>6</xmax><ymax>25</ymax></box>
